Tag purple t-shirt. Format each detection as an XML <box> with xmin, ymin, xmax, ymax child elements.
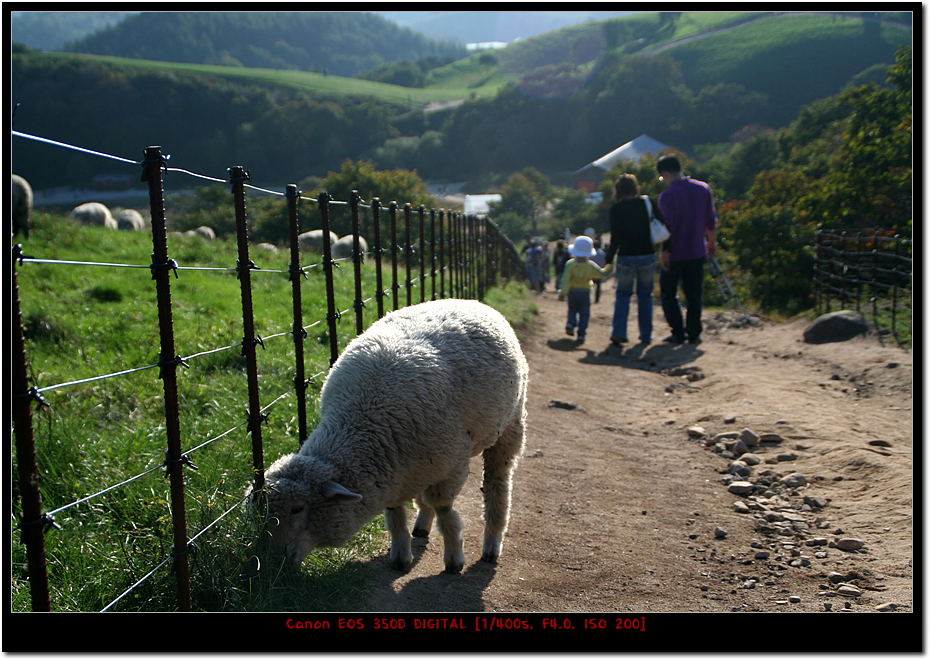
<box><xmin>658</xmin><ymin>177</ymin><xmax>717</xmax><ymax>262</ymax></box>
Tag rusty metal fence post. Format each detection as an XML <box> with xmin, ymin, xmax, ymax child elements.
<box><xmin>403</xmin><ymin>203</ymin><xmax>413</xmax><ymax>307</ymax></box>
<box><xmin>389</xmin><ymin>201</ymin><xmax>400</xmax><ymax>311</ymax></box>
<box><xmin>438</xmin><ymin>210</ymin><xmax>446</xmax><ymax>298</ymax></box>
<box><xmin>144</xmin><ymin>146</ymin><xmax>191</xmax><ymax>612</ymax></box>
<box><xmin>417</xmin><ymin>206</ymin><xmax>426</xmax><ymax>304</ymax></box>
<box><xmin>286</xmin><ymin>184</ymin><xmax>309</xmax><ymax>447</ymax></box>
<box><xmin>429</xmin><ymin>209</ymin><xmax>437</xmax><ymax>300</ymax></box>
<box><xmin>318</xmin><ymin>192</ymin><xmax>341</xmax><ymax>365</ymax></box>
<box><xmin>12</xmin><ymin>245</ymin><xmax>52</xmax><ymax>612</ymax></box>
<box><xmin>371</xmin><ymin>198</ymin><xmax>385</xmax><ymax>318</ymax></box>
<box><xmin>228</xmin><ymin>165</ymin><xmax>266</xmax><ymax>501</ymax></box>
<box><xmin>350</xmin><ymin>191</ymin><xmax>365</xmax><ymax>335</ymax></box>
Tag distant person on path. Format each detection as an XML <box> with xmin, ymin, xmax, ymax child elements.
<box><xmin>552</xmin><ymin>239</ymin><xmax>571</xmax><ymax>299</ymax></box>
<box><xmin>525</xmin><ymin>238</ymin><xmax>547</xmax><ymax>293</ymax></box>
<box><xmin>656</xmin><ymin>154</ymin><xmax>718</xmax><ymax>344</ymax></box>
<box><xmin>560</xmin><ymin>235</ymin><xmax>612</xmax><ymax>344</ymax></box>
<box><xmin>603</xmin><ymin>173</ymin><xmax>664</xmax><ymax>346</ymax></box>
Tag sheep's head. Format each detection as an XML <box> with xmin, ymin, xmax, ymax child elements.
<box><xmin>262</xmin><ymin>454</ymin><xmax>363</xmax><ymax>566</ymax></box>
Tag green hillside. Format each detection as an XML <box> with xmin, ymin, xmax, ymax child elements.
<box><xmin>64</xmin><ymin>12</ymin><xmax>467</xmax><ymax>77</ymax></box>
<box><xmin>12</xmin><ymin>11</ymin><xmax>911</xmax><ymax>191</ymax></box>
<box><xmin>667</xmin><ymin>13</ymin><xmax>911</xmax><ymax>126</ymax></box>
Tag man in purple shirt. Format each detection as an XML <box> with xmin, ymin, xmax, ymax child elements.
<box><xmin>656</xmin><ymin>155</ymin><xmax>717</xmax><ymax>344</ymax></box>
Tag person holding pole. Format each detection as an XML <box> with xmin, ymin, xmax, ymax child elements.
<box><xmin>655</xmin><ymin>154</ymin><xmax>718</xmax><ymax>345</ymax></box>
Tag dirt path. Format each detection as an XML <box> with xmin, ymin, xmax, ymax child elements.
<box><xmin>358</xmin><ymin>282</ymin><xmax>913</xmax><ymax>614</ymax></box>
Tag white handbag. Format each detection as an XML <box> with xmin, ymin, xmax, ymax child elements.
<box><xmin>643</xmin><ymin>196</ymin><xmax>670</xmax><ymax>244</ymax></box>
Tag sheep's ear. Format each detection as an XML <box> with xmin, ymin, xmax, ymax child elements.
<box><xmin>321</xmin><ymin>480</ymin><xmax>363</xmax><ymax>502</ymax></box>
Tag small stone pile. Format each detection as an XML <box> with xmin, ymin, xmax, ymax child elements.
<box><xmin>706</xmin><ymin>311</ymin><xmax>763</xmax><ymax>331</ymax></box>
<box><xmin>686</xmin><ymin>423</ymin><xmax>876</xmax><ymax>608</ymax></box>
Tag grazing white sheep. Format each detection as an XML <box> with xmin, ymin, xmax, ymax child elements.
<box><xmin>297</xmin><ymin>229</ymin><xmax>337</xmax><ymax>255</ymax></box>
<box><xmin>261</xmin><ymin>298</ymin><xmax>528</xmax><ymax>574</ymax></box>
<box><xmin>71</xmin><ymin>202</ymin><xmax>116</xmax><ymax>229</ymax></box>
<box><xmin>254</xmin><ymin>242</ymin><xmax>278</xmax><ymax>254</ymax></box>
<box><xmin>117</xmin><ymin>209</ymin><xmax>145</xmax><ymax>231</ymax></box>
<box><xmin>331</xmin><ymin>234</ymin><xmax>369</xmax><ymax>262</ymax></box>
<box><xmin>194</xmin><ymin>225</ymin><xmax>215</xmax><ymax>241</ymax></box>
<box><xmin>12</xmin><ymin>174</ymin><xmax>33</xmax><ymax>237</ymax></box>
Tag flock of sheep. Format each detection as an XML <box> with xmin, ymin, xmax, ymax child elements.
<box><xmin>14</xmin><ymin>173</ymin><xmax>527</xmax><ymax>578</ymax></box>
<box><xmin>13</xmin><ymin>174</ymin><xmax>367</xmax><ymax>260</ymax></box>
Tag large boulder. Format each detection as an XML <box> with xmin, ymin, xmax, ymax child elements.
<box><xmin>803</xmin><ymin>310</ymin><xmax>871</xmax><ymax>344</ymax></box>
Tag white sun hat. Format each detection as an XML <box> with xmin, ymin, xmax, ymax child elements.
<box><xmin>569</xmin><ymin>235</ymin><xmax>596</xmax><ymax>257</ymax></box>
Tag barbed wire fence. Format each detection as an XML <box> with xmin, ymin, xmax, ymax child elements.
<box><xmin>11</xmin><ymin>130</ymin><xmax>525</xmax><ymax>612</ymax></box>
<box><xmin>812</xmin><ymin>228</ymin><xmax>912</xmax><ymax>349</ymax></box>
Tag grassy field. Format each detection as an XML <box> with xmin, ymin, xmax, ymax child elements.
<box><xmin>11</xmin><ymin>210</ymin><xmax>536</xmax><ymax>612</ymax></box>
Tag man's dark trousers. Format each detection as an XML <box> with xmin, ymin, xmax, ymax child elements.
<box><xmin>660</xmin><ymin>256</ymin><xmax>706</xmax><ymax>341</ymax></box>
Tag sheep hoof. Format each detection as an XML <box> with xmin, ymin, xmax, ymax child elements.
<box><xmin>444</xmin><ymin>563</ymin><xmax>464</xmax><ymax>575</ymax></box>
<box><xmin>391</xmin><ymin>556</ymin><xmax>413</xmax><ymax>573</ymax></box>
<box><xmin>480</xmin><ymin>552</ymin><xmax>500</xmax><ymax>565</ymax></box>
<box><xmin>411</xmin><ymin>526</ymin><xmax>430</xmax><ymax>538</ymax></box>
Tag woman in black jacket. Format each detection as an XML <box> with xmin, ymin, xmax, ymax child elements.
<box><xmin>603</xmin><ymin>174</ymin><xmax>666</xmax><ymax>345</ymax></box>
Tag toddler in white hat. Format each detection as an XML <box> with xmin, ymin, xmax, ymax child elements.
<box><xmin>559</xmin><ymin>235</ymin><xmax>612</xmax><ymax>344</ymax></box>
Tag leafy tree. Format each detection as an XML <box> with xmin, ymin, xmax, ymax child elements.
<box><xmin>723</xmin><ymin>198</ymin><xmax>816</xmax><ymax>314</ymax></box>
<box><xmin>487</xmin><ymin>168</ymin><xmax>551</xmax><ymax>237</ymax></box>
<box><xmin>548</xmin><ymin>188</ymin><xmax>601</xmax><ymax>239</ymax></box>
<box><xmin>714</xmin><ymin>46</ymin><xmax>911</xmax><ymax>313</ymax></box>
<box><xmin>302</xmin><ymin>160</ymin><xmax>435</xmax><ymax>237</ymax></box>
<box><xmin>811</xmin><ymin>46</ymin><xmax>912</xmax><ymax>230</ymax></box>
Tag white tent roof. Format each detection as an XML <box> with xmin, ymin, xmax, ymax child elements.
<box><xmin>588</xmin><ymin>134</ymin><xmax>671</xmax><ymax>172</ymax></box>
<box><xmin>464</xmin><ymin>194</ymin><xmax>501</xmax><ymax>216</ymax></box>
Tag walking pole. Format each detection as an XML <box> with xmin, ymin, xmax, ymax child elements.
<box><xmin>709</xmin><ymin>254</ymin><xmax>748</xmax><ymax>317</ymax></box>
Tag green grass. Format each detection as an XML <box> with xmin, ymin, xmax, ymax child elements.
<box><xmin>12</xmin><ymin>210</ymin><xmax>534</xmax><ymax>612</ymax></box>
<box><xmin>671</xmin><ymin>14</ymin><xmax>909</xmax><ymax>102</ymax></box>
<box><xmin>59</xmin><ymin>52</ymin><xmax>490</xmax><ymax>108</ymax></box>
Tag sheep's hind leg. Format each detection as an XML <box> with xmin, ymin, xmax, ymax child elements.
<box><xmin>481</xmin><ymin>416</ymin><xmax>525</xmax><ymax>563</ymax></box>
<box><xmin>384</xmin><ymin>506</ymin><xmax>413</xmax><ymax>572</ymax></box>
<box><xmin>421</xmin><ymin>483</ymin><xmax>466</xmax><ymax>574</ymax></box>
<box><xmin>412</xmin><ymin>494</ymin><xmax>435</xmax><ymax>538</ymax></box>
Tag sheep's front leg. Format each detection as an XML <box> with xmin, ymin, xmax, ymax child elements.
<box><xmin>384</xmin><ymin>506</ymin><xmax>413</xmax><ymax>572</ymax></box>
<box><xmin>422</xmin><ymin>483</ymin><xmax>466</xmax><ymax>574</ymax></box>
<box><xmin>434</xmin><ymin>505</ymin><xmax>465</xmax><ymax>574</ymax></box>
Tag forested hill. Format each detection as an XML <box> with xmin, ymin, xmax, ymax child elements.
<box><xmin>63</xmin><ymin>12</ymin><xmax>468</xmax><ymax>77</ymax></box>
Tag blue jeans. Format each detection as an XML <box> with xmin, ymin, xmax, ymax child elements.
<box><xmin>566</xmin><ymin>289</ymin><xmax>591</xmax><ymax>338</ymax></box>
<box><xmin>612</xmin><ymin>255</ymin><xmax>657</xmax><ymax>343</ymax></box>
